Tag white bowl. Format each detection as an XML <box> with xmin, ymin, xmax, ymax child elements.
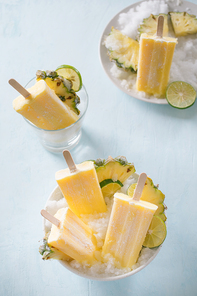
<box><xmin>43</xmin><ymin>174</ymin><xmax>165</xmax><ymax>281</ymax></box>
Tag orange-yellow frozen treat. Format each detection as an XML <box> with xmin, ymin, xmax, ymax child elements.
<box><xmin>102</xmin><ymin>192</ymin><xmax>158</xmax><ymax>269</ymax></box>
<box><xmin>136</xmin><ymin>33</ymin><xmax>177</xmax><ymax>96</ymax></box>
<box><xmin>13</xmin><ymin>79</ymin><xmax>78</xmax><ymax>130</ymax></box>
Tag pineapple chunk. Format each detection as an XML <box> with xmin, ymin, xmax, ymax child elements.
<box><xmin>59</xmin><ymin>94</ymin><xmax>80</xmax><ymax>115</ymax></box>
<box><xmin>39</xmin><ymin>236</ymin><xmax>71</xmax><ymax>261</ymax></box>
<box><xmin>127</xmin><ymin>177</ymin><xmax>166</xmax><ymax>222</ymax></box>
<box><xmin>169</xmin><ymin>12</ymin><xmax>197</xmax><ymax>36</ymax></box>
<box><xmin>138</xmin><ymin>14</ymin><xmax>168</xmax><ymax>39</ymax></box>
<box><xmin>104</xmin><ymin>27</ymin><xmax>139</xmax><ymax>72</ymax></box>
<box><xmin>94</xmin><ymin>156</ymin><xmax>135</xmax><ymax>184</ymax></box>
<box><xmin>36</xmin><ymin>70</ymin><xmax>80</xmax><ymax>115</ymax></box>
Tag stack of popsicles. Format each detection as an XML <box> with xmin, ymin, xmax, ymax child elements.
<box><xmin>42</xmin><ymin>152</ymin><xmax>158</xmax><ymax>269</ymax></box>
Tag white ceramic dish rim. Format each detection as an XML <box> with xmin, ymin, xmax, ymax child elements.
<box><xmin>43</xmin><ymin>173</ymin><xmax>165</xmax><ymax>281</ymax></box>
<box><xmin>99</xmin><ymin>0</ymin><xmax>197</xmax><ymax>105</ymax></box>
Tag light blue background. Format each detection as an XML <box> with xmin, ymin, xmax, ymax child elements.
<box><xmin>1</xmin><ymin>0</ymin><xmax>197</xmax><ymax>295</ymax></box>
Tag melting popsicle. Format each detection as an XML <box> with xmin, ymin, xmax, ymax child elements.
<box><xmin>56</xmin><ymin>150</ymin><xmax>107</xmax><ymax>216</ymax></box>
<box><xmin>41</xmin><ymin>208</ymin><xmax>97</xmax><ymax>264</ymax></box>
<box><xmin>136</xmin><ymin>16</ymin><xmax>177</xmax><ymax>96</ymax></box>
<box><xmin>102</xmin><ymin>173</ymin><xmax>158</xmax><ymax>269</ymax></box>
<box><xmin>11</xmin><ymin>79</ymin><xmax>78</xmax><ymax>130</ymax></box>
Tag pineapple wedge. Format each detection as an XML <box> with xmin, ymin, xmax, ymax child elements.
<box><xmin>39</xmin><ymin>236</ymin><xmax>71</xmax><ymax>261</ymax></box>
<box><xmin>127</xmin><ymin>177</ymin><xmax>166</xmax><ymax>222</ymax></box>
<box><xmin>36</xmin><ymin>70</ymin><xmax>80</xmax><ymax>115</ymax></box>
<box><xmin>169</xmin><ymin>12</ymin><xmax>197</xmax><ymax>36</ymax></box>
<box><xmin>94</xmin><ymin>156</ymin><xmax>135</xmax><ymax>184</ymax></box>
<box><xmin>138</xmin><ymin>14</ymin><xmax>168</xmax><ymax>39</ymax></box>
<box><xmin>104</xmin><ymin>27</ymin><xmax>139</xmax><ymax>72</ymax></box>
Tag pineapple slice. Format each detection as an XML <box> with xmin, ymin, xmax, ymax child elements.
<box><xmin>138</xmin><ymin>14</ymin><xmax>168</xmax><ymax>39</ymax></box>
<box><xmin>169</xmin><ymin>12</ymin><xmax>197</xmax><ymax>36</ymax></box>
<box><xmin>94</xmin><ymin>156</ymin><xmax>135</xmax><ymax>184</ymax></box>
<box><xmin>39</xmin><ymin>236</ymin><xmax>71</xmax><ymax>261</ymax></box>
<box><xmin>127</xmin><ymin>177</ymin><xmax>166</xmax><ymax>222</ymax></box>
<box><xmin>36</xmin><ymin>70</ymin><xmax>80</xmax><ymax>115</ymax></box>
<box><xmin>104</xmin><ymin>27</ymin><xmax>139</xmax><ymax>72</ymax></box>
<box><xmin>59</xmin><ymin>94</ymin><xmax>80</xmax><ymax>115</ymax></box>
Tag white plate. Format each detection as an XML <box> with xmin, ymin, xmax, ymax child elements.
<box><xmin>99</xmin><ymin>0</ymin><xmax>197</xmax><ymax>104</ymax></box>
<box><xmin>42</xmin><ymin>173</ymin><xmax>165</xmax><ymax>281</ymax></box>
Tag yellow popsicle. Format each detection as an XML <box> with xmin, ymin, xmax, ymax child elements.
<box><xmin>55</xmin><ymin>161</ymin><xmax>107</xmax><ymax>216</ymax></box>
<box><xmin>48</xmin><ymin>207</ymin><xmax>97</xmax><ymax>264</ymax></box>
<box><xmin>136</xmin><ymin>33</ymin><xmax>177</xmax><ymax>96</ymax></box>
<box><xmin>12</xmin><ymin>79</ymin><xmax>78</xmax><ymax>130</ymax></box>
<box><xmin>102</xmin><ymin>192</ymin><xmax>158</xmax><ymax>269</ymax></box>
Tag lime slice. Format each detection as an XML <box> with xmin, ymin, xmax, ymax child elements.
<box><xmin>143</xmin><ymin>216</ymin><xmax>167</xmax><ymax>248</ymax></box>
<box><xmin>166</xmin><ymin>81</ymin><xmax>196</xmax><ymax>109</ymax></box>
<box><xmin>56</xmin><ymin>65</ymin><xmax>82</xmax><ymax>92</ymax></box>
<box><xmin>100</xmin><ymin>179</ymin><xmax>123</xmax><ymax>198</ymax></box>
<box><xmin>127</xmin><ymin>183</ymin><xmax>136</xmax><ymax>196</ymax></box>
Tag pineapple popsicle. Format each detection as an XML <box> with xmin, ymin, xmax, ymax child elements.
<box><xmin>102</xmin><ymin>174</ymin><xmax>158</xmax><ymax>269</ymax></box>
<box><xmin>12</xmin><ymin>79</ymin><xmax>78</xmax><ymax>130</ymax></box>
<box><xmin>136</xmin><ymin>16</ymin><xmax>177</xmax><ymax>96</ymax></box>
<box><xmin>56</xmin><ymin>151</ymin><xmax>107</xmax><ymax>216</ymax></box>
<box><xmin>45</xmin><ymin>208</ymin><xmax>97</xmax><ymax>264</ymax></box>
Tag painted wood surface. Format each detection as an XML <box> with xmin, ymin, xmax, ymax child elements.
<box><xmin>1</xmin><ymin>0</ymin><xmax>197</xmax><ymax>295</ymax></box>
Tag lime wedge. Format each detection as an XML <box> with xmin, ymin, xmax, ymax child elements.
<box><xmin>166</xmin><ymin>81</ymin><xmax>196</xmax><ymax>109</ymax></box>
<box><xmin>143</xmin><ymin>216</ymin><xmax>167</xmax><ymax>248</ymax></box>
<box><xmin>127</xmin><ymin>183</ymin><xmax>136</xmax><ymax>196</ymax></box>
<box><xmin>100</xmin><ymin>179</ymin><xmax>123</xmax><ymax>198</ymax></box>
<box><xmin>56</xmin><ymin>65</ymin><xmax>82</xmax><ymax>92</ymax></box>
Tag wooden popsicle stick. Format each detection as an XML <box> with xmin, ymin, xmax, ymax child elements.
<box><xmin>8</xmin><ymin>78</ymin><xmax>30</xmax><ymax>98</ymax></box>
<box><xmin>63</xmin><ymin>150</ymin><xmax>78</xmax><ymax>173</ymax></box>
<box><xmin>156</xmin><ymin>15</ymin><xmax>164</xmax><ymax>38</ymax></box>
<box><xmin>41</xmin><ymin>209</ymin><xmax>60</xmax><ymax>227</ymax></box>
<box><xmin>132</xmin><ymin>173</ymin><xmax>147</xmax><ymax>201</ymax></box>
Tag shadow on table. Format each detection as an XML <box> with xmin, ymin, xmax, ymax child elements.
<box><xmin>131</xmin><ymin>95</ymin><xmax>197</xmax><ymax>121</ymax></box>
<box><xmin>47</xmin><ymin>128</ymin><xmax>103</xmax><ymax>162</ymax></box>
